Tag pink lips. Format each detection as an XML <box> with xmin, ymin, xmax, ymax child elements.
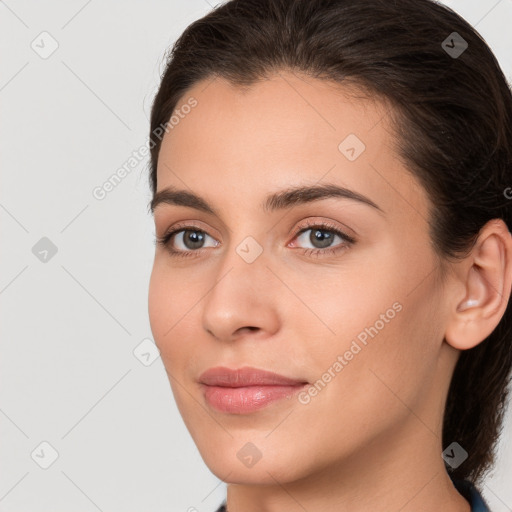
<box><xmin>199</xmin><ymin>366</ymin><xmax>308</xmax><ymax>414</ymax></box>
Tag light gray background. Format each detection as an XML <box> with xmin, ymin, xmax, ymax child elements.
<box><xmin>1</xmin><ymin>1</ymin><xmax>511</xmax><ymax>511</ymax></box>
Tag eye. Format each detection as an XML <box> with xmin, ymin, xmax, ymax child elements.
<box><xmin>290</xmin><ymin>220</ymin><xmax>355</xmax><ymax>257</ymax></box>
<box><xmin>172</xmin><ymin>229</ymin><xmax>218</xmax><ymax>251</ymax></box>
<box><xmin>155</xmin><ymin>223</ymin><xmax>219</xmax><ymax>258</ymax></box>
<box><xmin>155</xmin><ymin>219</ymin><xmax>355</xmax><ymax>259</ymax></box>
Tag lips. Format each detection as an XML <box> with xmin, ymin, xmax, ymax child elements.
<box><xmin>198</xmin><ymin>366</ymin><xmax>307</xmax><ymax>387</ymax></box>
<box><xmin>198</xmin><ymin>366</ymin><xmax>309</xmax><ymax>414</ymax></box>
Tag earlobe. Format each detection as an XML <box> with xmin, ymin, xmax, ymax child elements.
<box><xmin>444</xmin><ymin>220</ymin><xmax>512</xmax><ymax>351</ymax></box>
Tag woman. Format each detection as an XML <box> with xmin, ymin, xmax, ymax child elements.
<box><xmin>147</xmin><ymin>0</ymin><xmax>512</xmax><ymax>510</ymax></box>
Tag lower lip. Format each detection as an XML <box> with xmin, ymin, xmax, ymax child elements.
<box><xmin>202</xmin><ymin>384</ymin><xmax>307</xmax><ymax>414</ymax></box>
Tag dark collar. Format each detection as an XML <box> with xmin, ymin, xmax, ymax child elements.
<box><xmin>451</xmin><ymin>476</ymin><xmax>491</xmax><ymax>512</ymax></box>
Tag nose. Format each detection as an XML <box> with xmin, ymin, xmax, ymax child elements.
<box><xmin>201</xmin><ymin>244</ymin><xmax>280</xmax><ymax>343</ymax></box>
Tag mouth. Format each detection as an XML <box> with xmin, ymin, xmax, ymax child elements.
<box><xmin>198</xmin><ymin>366</ymin><xmax>309</xmax><ymax>414</ymax></box>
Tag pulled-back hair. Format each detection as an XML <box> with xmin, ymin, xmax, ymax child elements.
<box><xmin>149</xmin><ymin>0</ymin><xmax>512</xmax><ymax>485</ymax></box>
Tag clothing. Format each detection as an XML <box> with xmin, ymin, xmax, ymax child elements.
<box><xmin>451</xmin><ymin>477</ymin><xmax>491</xmax><ymax>512</ymax></box>
<box><xmin>213</xmin><ymin>477</ymin><xmax>490</xmax><ymax>511</ymax></box>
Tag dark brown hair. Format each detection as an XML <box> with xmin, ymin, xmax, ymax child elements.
<box><xmin>149</xmin><ymin>0</ymin><xmax>512</xmax><ymax>485</ymax></box>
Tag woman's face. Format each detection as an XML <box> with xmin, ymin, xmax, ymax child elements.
<box><xmin>148</xmin><ymin>72</ymin><xmax>456</xmax><ymax>485</ymax></box>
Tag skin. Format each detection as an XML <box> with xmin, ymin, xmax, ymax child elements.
<box><xmin>148</xmin><ymin>70</ymin><xmax>512</xmax><ymax>512</ymax></box>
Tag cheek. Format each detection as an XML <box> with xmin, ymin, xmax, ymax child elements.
<box><xmin>293</xmin><ymin>250</ymin><xmax>441</xmax><ymax>408</ymax></box>
<box><xmin>282</xmin><ymin>280</ymin><xmax>441</xmax><ymax>468</ymax></box>
<box><xmin>148</xmin><ymin>261</ymin><xmax>210</xmax><ymax>386</ymax></box>
<box><xmin>148</xmin><ymin>263</ymin><xmax>170</xmax><ymax>344</ymax></box>
<box><xmin>148</xmin><ymin>263</ymin><xmax>190</xmax><ymax>360</ymax></box>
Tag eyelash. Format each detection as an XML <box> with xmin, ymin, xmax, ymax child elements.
<box><xmin>154</xmin><ymin>219</ymin><xmax>356</xmax><ymax>259</ymax></box>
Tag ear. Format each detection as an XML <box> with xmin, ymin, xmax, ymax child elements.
<box><xmin>444</xmin><ymin>219</ymin><xmax>512</xmax><ymax>350</ymax></box>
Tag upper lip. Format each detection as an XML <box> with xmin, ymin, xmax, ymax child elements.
<box><xmin>199</xmin><ymin>366</ymin><xmax>308</xmax><ymax>387</ymax></box>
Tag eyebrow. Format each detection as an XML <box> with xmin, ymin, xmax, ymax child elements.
<box><xmin>149</xmin><ymin>183</ymin><xmax>384</xmax><ymax>216</ymax></box>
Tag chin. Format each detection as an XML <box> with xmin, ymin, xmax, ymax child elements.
<box><xmin>204</xmin><ymin>456</ymin><xmax>299</xmax><ymax>485</ymax></box>
<box><xmin>194</xmin><ymin>436</ymin><xmax>311</xmax><ymax>485</ymax></box>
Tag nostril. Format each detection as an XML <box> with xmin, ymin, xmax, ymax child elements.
<box><xmin>238</xmin><ymin>326</ymin><xmax>259</xmax><ymax>334</ymax></box>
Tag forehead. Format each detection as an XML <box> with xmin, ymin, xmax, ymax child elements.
<box><xmin>156</xmin><ymin>71</ymin><xmax>429</xmax><ymax>224</ymax></box>
<box><xmin>160</xmin><ymin>72</ymin><xmax>385</xmax><ymax>160</ymax></box>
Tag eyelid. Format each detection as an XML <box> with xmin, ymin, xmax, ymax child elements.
<box><xmin>290</xmin><ymin>217</ymin><xmax>356</xmax><ymax>244</ymax></box>
<box><xmin>157</xmin><ymin>219</ymin><xmax>220</xmax><ymax>241</ymax></box>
